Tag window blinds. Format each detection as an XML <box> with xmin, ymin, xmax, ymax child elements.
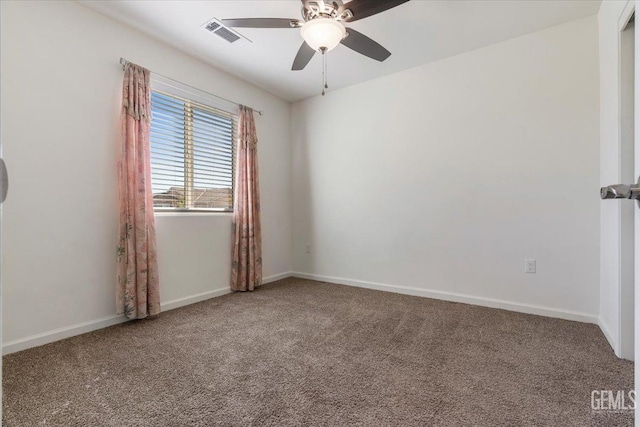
<box><xmin>150</xmin><ymin>91</ymin><xmax>236</xmax><ymax>211</ymax></box>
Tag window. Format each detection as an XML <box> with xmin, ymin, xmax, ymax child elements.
<box><xmin>150</xmin><ymin>91</ymin><xmax>236</xmax><ymax>211</ymax></box>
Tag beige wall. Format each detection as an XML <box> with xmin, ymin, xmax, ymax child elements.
<box><xmin>291</xmin><ymin>16</ymin><xmax>600</xmax><ymax>321</ymax></box>
<box><xmin>0</xmin><ymin>0</ymin><xmax>292</xmax><ymax>351</ymax></box>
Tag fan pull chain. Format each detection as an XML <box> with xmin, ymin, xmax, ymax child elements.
<box><xmin>325</xmin><ymin>50</ymin><xmax>329</xmax><ymax>90</ymax></box>
<box><xmin>321</xmin><ymin>47</ymin><xmax>328</xmax><ymax>96</ymax></box>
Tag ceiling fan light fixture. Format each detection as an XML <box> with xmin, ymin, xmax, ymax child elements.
<box><xmin>300</xmin><ymin>18</ymin><xmax>345</xmax><ymax>52</ymax></box>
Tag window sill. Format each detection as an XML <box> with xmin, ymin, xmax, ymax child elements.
<box><xmin>154</xmin><ymin>211</ymin><xmax>233</xmax><ymax>217</ymax></box>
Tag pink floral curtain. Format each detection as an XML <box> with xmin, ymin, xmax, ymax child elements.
<box><xmin>231</xmin><ymin>106</ymin><xmax>262</xmax><ymax>291</ymax></box>
<box><xmin>116</xmin><ymin>62</ymin><xmax>161</xmax><ymax>319</ymax></box>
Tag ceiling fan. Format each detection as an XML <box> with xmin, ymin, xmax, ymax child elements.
<box><xmin>222</xmin><ymin>0</ymin><xmax>410</xmax><ymax>71</ymax></box>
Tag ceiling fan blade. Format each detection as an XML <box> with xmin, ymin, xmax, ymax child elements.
<box><xmin>339</xmin><ymin>0</ymin><xmax>410</xmax><ymax>22</ymax></box>
<box><xmin>340</xmin><ymin>28</ymin><xmax>391</xmax><ymax>62</ymax></box>
<box><xmin>292</xmin><ymin>41</ymin><xmax>316</xmax><ymax>70</ymax></box>
<box><xmin>222</xmin><ymin>18</ymin><xmax>300</xmax><ymax>28</ymax></box>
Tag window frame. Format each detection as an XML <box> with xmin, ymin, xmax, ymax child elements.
<box><xmin>150</xmin><ymin>89</ymin><xmax>237</xmax><ymax>214</ymax></box>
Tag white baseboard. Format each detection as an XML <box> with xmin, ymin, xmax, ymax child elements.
<box><xmin>9</xmin><ymin>271</ymin><xmax>594</xmax><ymax>355</ymax></box>
<box><xmin>162</xmin><ymin>272</ymin><xmax>293</xmax><ymax>313</ymax></box>
<box><xmin>292</xmin><ymin>272</ymin><xmax>599</xmax><ymax>324</ymax></box>
<box><xmin>162</xmin><ymin>287</ymin><xmax>232</xmax><ymax>312</ymax></box>
<box><xmin>2</xmin><ymin>271</ymin><xmax>293</xmax><ymax>355</ymax></box>
<box><xmin>263</xmin><ymin>271</ymin><xmax>293</xmax><ymax>284</ymax></box>
<box><xmin>598</xmin><ymin>317</ymin><xmax>619</xmax><ymax>355</ymax></box>
<box><xmin>2</xmin><ymin>314</ymin><xmax>128</xmax><ymax>355</ymax></box>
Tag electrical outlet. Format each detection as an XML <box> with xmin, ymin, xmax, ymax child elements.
<box><xmin>306</xmin><ymin>245</ymin><xmax>312</xmax><ymax>254</ymax></box>
<box><xmin>525</xmin><ymin>259</ymin><xmax>536</xmax><ymax>274</ymax></box>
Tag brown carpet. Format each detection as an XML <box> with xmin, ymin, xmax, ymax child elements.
<box><xmin>2</xmin><ymin>278</ymin><xmax>634</xmax><ymax>426</ymax></box>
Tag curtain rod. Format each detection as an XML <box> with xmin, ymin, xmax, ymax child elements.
<box><xmin>119</xmin><ymin>58</ymin><xmax>264</xmax><ymax>116</ymax></box>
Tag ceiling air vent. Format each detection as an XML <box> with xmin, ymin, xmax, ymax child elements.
<box><xmin>215</xmin><ymin>27</ymin><xmax>240</xmax><ymax>43</ymax></box>
<box><xmin>205</xmin><ymin>21</ymin><xmax>221</xmax><ymax>32</ymax></box>
<box><xmin>202</xmin><ymin>18</ymin><xmax>251</xmax><ymax>47</ymax></box>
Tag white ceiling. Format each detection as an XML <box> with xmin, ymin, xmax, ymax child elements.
<box><xmin>80</xmin><ymin>0</ymin><xmax>601</xmax><ymax>102</ymax></box>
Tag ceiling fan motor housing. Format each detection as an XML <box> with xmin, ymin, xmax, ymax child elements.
<box><xmin>302</xmin><ymin>1</ymin><xmax>353</xmax><ymax>22</ymax></box>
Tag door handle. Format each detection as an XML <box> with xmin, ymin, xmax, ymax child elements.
<box><xmin>0</xmin><ymin>158</ymin><xmax>6</xmax><ymax>204</ymax></box>
<box><xmin>601</xmin><ymin>184</ymin><xmax>639</xmax><ymax>199</ymax></box>
<box><xmin>601</xmin><ymin>178</ymin><xmax>640</xmax><ymax>203</ymax></box>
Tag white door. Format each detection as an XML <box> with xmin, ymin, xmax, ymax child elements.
<box><xmin>0</xmin><ymin>86</ymin><xmax>5</xmax><ymax>427</ymax></box>
<box><xmin>602</xmin><ymin>7</ymin><xmax>636</xmax><ymax>361</ymax></box>
<box><xmin>0</xmin><ymin>4</ymin><xmax>5</xmax><ymax>417</ymax></box>
<box><xmin>601</xmin><ymin>4</ymin><xmax>637</xmax><ymax>423</ymax></box>
<box><xmin>0</xmin><ymin>99</ymin><xmax>5</xmax><ymax>427</ymax></box>
<box><xmin>0</xmin><ymin>159</ymin><xmax>5</xmax><ymax>424</ymax></box>
<box><xmin>636</xmin><ymin>4</ymin><xmax>640</xmax><ymax>424</ymax></box>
